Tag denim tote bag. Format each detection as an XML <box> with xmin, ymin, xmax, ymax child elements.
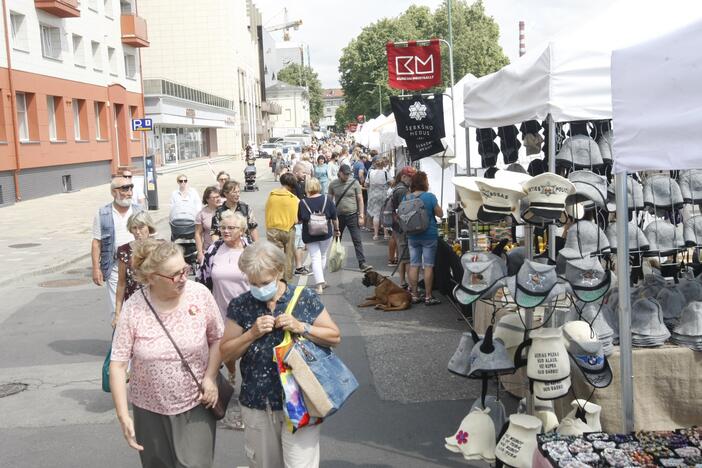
<box><xmin>284</xmin><ymin>339</ymin><xmax>358</xmax><ymax>418</ymax></box>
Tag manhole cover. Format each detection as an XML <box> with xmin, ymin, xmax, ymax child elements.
<box><xmin>38</xmin><ymin>278</ymin><xmax>91</xmax><ymax>288</ymax></box>
<box><xmin>0</xmin><ymin>382</ymin><xmax>28</xmax><ymax>398</ymax></box>
<box><xmin>8</xmin><ymin>243</ymin><xmax>41</xmax><ymax>249</ymax></box>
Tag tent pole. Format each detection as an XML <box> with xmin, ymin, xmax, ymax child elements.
<box><xmin>524</xmin><ymin>225</ymin><xmax>535</xmax><ymax>416</ymax></box>
<box><xmin>615</xmin><ymin>171</ymin><xmax>635</xmax><ymax>432</ymax></box>
<box><xmin>547</xmin><ymin>114</ymin><xmax>556</xmax><ymax>260</ymax></box>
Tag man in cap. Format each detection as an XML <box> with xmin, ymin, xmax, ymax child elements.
<box><xmin>328</xmin><ymin>164</ymin><xmax>372</xmax><ymax>272</ymax></box>
<box><xmin>91</xmin><ymin>176</ymin><xmax>143</xmax><ymax>320</ymax></box>
<box><xmin>391</xmin><ymin>166</ymin><xmax>417</xmax><ymax>288</ymax></box>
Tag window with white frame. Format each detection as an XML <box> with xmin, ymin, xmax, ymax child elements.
<box><xmin>47</xmin><ymin>96</ymin><xmax>57</xmax><ymax>141</ymax></box>
<box><xmin>120</xmin><ymin>0</ymin><xmax>133</xmax><ymax>14</ymax></box>
<box><xmin>124</xmin><ymin>52</ymin><xmax>136</xmax><ymax>79</ymax></box>
<box><xmin>16</xmin><ymin>92</ymin><xmax>28</xmax><ymax>142</ymax></box>
<box><xmin>91</xmin><ymin>41</ymin><xmax>102</xmax><ymax>71</ymax></box>
<box><xmin>73</xmin><ymin>100</ymin><xmax>82</xmax><ymax>140</ymax></box>
<box><xmin>103</xmin><ymin>0</ymin><xmax>113</xmax><ymax>17</ymax></box>
<box><xmin>88</xmin><ymin>0</ymin><xmax>98</xmax><ymax>11</ymax></box>
<box><xmin>108</xmin><ymin>47</ymin><xmax>118</xmax><ymax>75</ymax></box>
<box><xmin>10</xmin><ymin>12</ymin><xmax>28</xmax><ymax>52</ymax></box>
<box><xmin>72</xmin><ymin>34</ymin><xmax>85</xmax><ymax>67</ymax></box>
<box><xmin>40</xmin><ymin>24</ymin><xmax>62</xmax><ymax>60</ymax></box>
<box><xmin>94</xmin><ymin>102</ymin><xmax>101</xmax><ymax>139</ymax></box>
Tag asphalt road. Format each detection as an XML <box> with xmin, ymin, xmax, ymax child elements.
<box><xmin>0</xmin><ymin>171</ymin><xmax>512</xmax><ymax>467</ymax></box>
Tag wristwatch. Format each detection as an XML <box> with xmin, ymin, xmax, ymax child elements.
<box><xmin>301</xmin><ymin>322</ymin><xmax>312</xmax><ymax>337</ymax></box>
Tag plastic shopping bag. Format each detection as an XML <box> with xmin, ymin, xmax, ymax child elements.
<box><xmin>273</xmin><ymin>286</ymin><xmax>322</xmax><ymax>433</ymax></box>
<box><xmin>327</xmin><ymin>237</ymin><xmax>346</xmax><ymax>273</ymax></box>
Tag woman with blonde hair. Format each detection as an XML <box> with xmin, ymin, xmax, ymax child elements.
<box><xmin>110</xmin><ymin>239</ymin><xmax>224</xmax><ymax>467</ymax></box>
<box><xmin>113</xmin><ymin>211</ymin><xmax>157</xmax><ymax>327</ymax></box>
<box><xmin>299</xmin><ymin>177</ymin><xmax>339</xmax><ymax>293</ymax></box>
<box><xmin>220</xmin><ymin>240</ymin><xmax>341</xmax><ymax>467</ymax></box>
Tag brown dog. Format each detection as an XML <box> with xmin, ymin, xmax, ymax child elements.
<box><xmin>358</xmin><ymin>270</ymin><xmax>412</xmax><ymax>311</ymax></box>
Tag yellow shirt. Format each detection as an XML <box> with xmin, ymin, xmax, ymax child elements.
<box><xmin>265</xmin><ymin>188</ymin><xmax>299</xmax><ymax>231</ymax></box>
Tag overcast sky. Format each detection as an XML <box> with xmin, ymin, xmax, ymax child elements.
<box><xmin>253</xmin><ymin>0</ymin><xmax>612</xmax><ymax>88</ymax></box>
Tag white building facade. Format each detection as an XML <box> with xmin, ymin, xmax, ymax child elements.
<box><xmin>320</xmin><ymin>88</ymin><xmax>344</xmax><ymax>131</ymax></box>
<box><xmin>266</xmin><ymin>81</ymin><xmax>309</xmax><ymax>138</ymax></box>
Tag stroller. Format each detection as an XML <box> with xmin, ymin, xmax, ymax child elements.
<box><xmin>170</xmin><ymin>218</ymin><xmax>198</xmax><ymax>271</ymax></box>
<box><xmin>243</xmin><ymin>157</ymin><xmax>258</xmax><ymax>191</ymax></box>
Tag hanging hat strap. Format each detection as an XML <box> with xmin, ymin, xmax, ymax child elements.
<box><xmin>481</xmin><ymin>377</ymin><xmax>489</xmax><ymax>409</ymax></box>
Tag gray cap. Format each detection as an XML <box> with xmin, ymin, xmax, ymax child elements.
<box><xmin>566</xmin><ymin>170</ymin><xmax>609</xmax><ymax>217</ymax></box>
<box><xmin>506</xmin><ymin>260</ymin><xmax>565</xmax><ymax>308</ymax></box>
<box><xmin>643</xmin><ymin>220</ymin><xmax>685</xmax><ymax>256</ymax></box>
<box><xmin>454</xmin><ymin>252</ymin><xmax>508</xmax><ymax>306</ymax></box>
<box><xmin>643</xmin><ymin>174</ymin><xmax>684</xmax><ymax>210</ymax></box>
<box><xmin>555</xmin><ymin>134</ymin><xmax>603</xmax><ymax>170</ymax></box>
<box><xmin>559</xmin><ymin>220</ymin><xmax>610</xmax><ymax>260</ymax></box>
<box><xmin>684</xmin><ymin>215</ymin><xmax>702</xmax><ymax>247</ymax></box>
<box><xmin>605</xmin><ymin>221</ymin><xmax>650</xmax><ymax>253</ymax></box>
<box><xmin>575</xmin><ymin>301</ymin><xmax>615</xmax><ymax>342</ymax></box>
<box><xmin>631</xmin><ymin>298</ymin><xmax>671</xmax><ymax>344</ymax></box>
<box><xmin>467</xmin><ymin>326</ymin><xmax>515</xmax><ymax>378</ymax></box>
<box><xmin>679</xmin><ymin>169</ymin><xmax>702</xmax><ymax>204</ymax></box>
<box><xmin>564</xmin><ymin>257</ymin><xmax>611</xmax><ymax>303</ymax></box>
<box><xmin>562</xmin><ymin>321</ymin><xmax>613</xmax><ymax>388</ymax></box>
<box><xmin>448</xmin><ymin>331</ymin><xmax>479</xmax><ymax>377</ymax></box>
<box><xmin>597</xmin><ymin>130</ymin><xmax>613</xmax><ymax>162</ymax></box>
<box><xmin>656</xmin><ymin>287</ymin><xmax>686</xmax><ymax>323</ymax></box>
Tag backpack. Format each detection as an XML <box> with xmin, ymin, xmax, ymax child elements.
<box><xmin>380</xmin><ymin>195</ymin><xmax>395</xmax><ymax>228</ymax></box>
<box><xmin>302</xmin><ymin>196</ymin><xmax>329</xmax><ymax>236</ymax></box>
<box><xmin>397</xmin><ymin>193</ymin><xmax>429</xmax><ymax>235</ymax></box>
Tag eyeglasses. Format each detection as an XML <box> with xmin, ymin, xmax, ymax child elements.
<box><xmin>123</xmin><ymin>174</ymin><xmax>133</xmax><ymax>178</ymax></box>
<box><xmin>218</xmin><ymin>178</ymin><xmax>229</xmax><ymax>182</ymax></box>
<box><xmin>115</xmin><ymin>184</ymin><xmax>134</xmax><ymax>192</ymax></box>
<box><xmin>225</xmin><ymin>190</ymin><xmax>240</xmax><ymax>195</ymax></box>
<box><xmin>154</xmin><ymin>265</ymin><xmax>191</xmax><ymax>283</ymax></box>
<box><xmin>220</xmin><ymin>226</ymin><xmax>240</xmax><ymax>231</ymax></box>
<box><xmin>178</xmin><ymin>179</ymin><xmax>188</xmax><ymax>183</ymax></box>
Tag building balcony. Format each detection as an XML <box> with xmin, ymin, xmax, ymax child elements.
<box><xmin>121</xmin><ymin>14</ymin><xmax>149</xmax><ymax>48</ymax></box>
<box><xmin>34</xmin><ymin>0</ymin><xmax>80</xmax><ymax>18</ymax></box>
<box><xmin>261</xmin><ymin>101</ymin><xmax>282</xmax><ymax>115</ymax></box>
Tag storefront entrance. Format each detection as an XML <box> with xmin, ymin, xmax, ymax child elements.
<box><xmin>163</xmin><ymin>133</ymin><xmax>178</xmax><ymax>164</ymax></box>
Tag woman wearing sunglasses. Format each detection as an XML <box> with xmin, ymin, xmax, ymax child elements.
<box><xmin>110</xmin><ymin>239</ymin><xmax>224</xmax><ymax>468</ymax></box>
<box><xmin>169</xmin><ymin>174</ymin><xmax>201</xmax><ymax>222</ymax></box>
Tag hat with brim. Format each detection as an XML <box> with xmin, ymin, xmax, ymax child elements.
<box><xmin>643</xmin><ymin>174</ymin><xmax>684</xmax><ymax>211</ymax></box>
<box><xmin>674</xmin><ymin>301</ymin><xmax>702</xmax><ymax>337</ymax></box>
<box><xmin>643</xmin><ymin>220</ymin><xmax>685</xmax><ymax>257</ymax></box>
<box><xmin>563</xmin><ymin>321</ymin><xmax>613</xmax><ymax>388</ymax></box>
<box><xmin>677</xmin><ymin>279</ymin><xmax>702</xmax><ymax>303</ymax></box>
<box><xmin>566</xmin><ymin>170</ymin><xmax>609</xmax><ymax>218</ymax></box>
<box><xmin>555</xmin><ymin>134</ymin><xmax>604</xmax><ymax>170</ymax></box>
<box><xmin>467</xmin><ymin>326</ymin><xmax>515</xmax><ymax>378</ymax></box>
<box><xmin>453</xmin><ymin>177</ymin><xmax>486</xmax><ymax>222</ymax></box>
<box><xmin>564</xmin><ymin>257</ymin><xmax>611</xmax><ymax>303</ymax></box>
<box><xmin>679</xmin><ymin>169</ymin><xmax>702</xmax><ymax>204</ymax></box>
<box><xmin>448</xmin><ymin>331</ymin><xmax>480</xmax><ymax>377</ymax></box>
<box><xmin>559</xmin><ymin>220</ymin><xmax>610</xmax><ymax>260</ymax></box>
<box><xmin>684</xmin><ymin>215</ymin><xmax>702</xmax><ymax>247</ymax></box>
<box><xmin>521</xmin><ymin>173</ymin><xmax>575</xmax><ymax>226</ymax></box>
<box><xmin>605</xmin><ymin>221</ymin><xmax>650</xmax><ymax>253</ymax></box>
<box><xmin>505</xmin><ymin>260</ymin><xmax>558</xmax><ymax>308</ymax></box>
<box><xmin>476</xmin><ymin>173</ymin><xmax>530</xmax><ymax>224</ymax></box>
<box><xmin>454</xmin><ymin>251</ymin><xmax>508</xmax><ymax>305</ymax></box>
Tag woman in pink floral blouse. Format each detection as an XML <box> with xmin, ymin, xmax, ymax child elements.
<box><xmin>110</xmin><ymin>239</ymin><xmax>224</xmax><ymax>468</ymax></box>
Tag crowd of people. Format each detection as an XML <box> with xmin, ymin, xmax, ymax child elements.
<box><xmin>90</xmin><ymin>137</ymin><xmax>445</xmax><ymax>468</ymax></box>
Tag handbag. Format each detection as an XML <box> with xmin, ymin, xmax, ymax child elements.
<box><xmin>301</xmin><ymin>196</ymin><xmax>329</xmax><ymax>236</ymax></box>
<box><xmin>284</xmin><ymin>338</ymin><xmax>358</xmax><ymax>418</ymax></box>
<box><xmin>327</xmin><ymin>237</ymin><xmax>346</xmax><ymax>273</ymax></box>
<box><xmin>141</xmin><ymin>289</ymin><xmax>234</xmax><ymax>420</ymax></box>
<box><xmin>273</xmin><ymin>286</ymin><xmax>323</xmax><ymax>432</ymax></box>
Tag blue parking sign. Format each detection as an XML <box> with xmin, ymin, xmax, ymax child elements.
<box><xmin>131</xmin><ymin>118</ymin><xmax>153</xmax><ymax>132</ymax></box>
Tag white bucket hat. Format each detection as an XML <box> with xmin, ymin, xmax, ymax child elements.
<box><xmin>565</xmin><ymin>399</ymin><xmax>603</xmax><ymax>432</ymax></box>
<box><xmin>531</xmin><ymin>376</ymin><xmax>572</xmax><ymax>400</ymax></box>
<box><xmin>515</xmin><ymin>327</ymin><xmax>571</xmax><ymax>383</ymax></box>
<box><xmin>605</xmin><ymin>220</ymin><xmax>650</xmax><ymax>253</ymax></box>
<box><xmin>643</xmin><ymin>220</ymin><xmax>685</xmax><ymax>257</ymax></box>
<box><xmin>518</xmin><ymin>396</ymin><xmax>559</xmax><ymax>433</ymax></box>
<box><xmin>566</xmin><ymin>170</ymin><xmax>610</xmax><ymax>219</ymax></box>
<box><xmin>556</xmin><ymin>416</ymin><xmax>593</xmax><ymax>436</ymax></box>
<box><xmin>521</xmin><ymin>173</ymin><xmax>575</xmax><ymax>225</ymax></box>
<box><xmin>679</xmin><ymin>169</ymin><xmax>702</xmax><ymax>204</ymax></box>
<box><xmin>656</xmin><ymin>287</ymin><xmax>686</xmax><ymax>325</ymax></box>
<box><xmin>677</xmin><ymin>278</ymin><xmax>702</xmax><ymax>303</ymax></box>
<box><xmin>672</xmin><ymin>301</ymin><xmax>702</xmax><ymax>351</ymax></box>
<box><xmin>445</xmin><ymin>406</ymin><xmax>496</xmax><ymax>462</ymax></box>
<box><xmin>643</xmin><ymin>174</ymin><xmax>684</xmax><ymax>212</ymax></box>
<box><xmin>683</xmin><ymin>215</ymin><xmax>702</xmax><ymax>247</ymax></box>
<box><xmin>555</xmin><ymin>134</ymin><xmax>603</xmax><ymax>170</ymax></box>
<box><xmin>495</xmin><ymin>414</ymin><xmax>542</xmax><ymax>468</ymax></box>
<box><xmin>452</xmin><ymin>176</ymin><xmax>486</xmax><ymax>222</ymax></box>
<box><xmin>494</xmin><ymin>312</ymin><xmax>527</xmax><ymax>361</ymax></box>
<box><xmin>558</xmin><ymin>220</ymin><xmax>610</xmax><ymax>260</ymax></box>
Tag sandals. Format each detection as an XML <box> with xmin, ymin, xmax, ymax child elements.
<box><xmin>424</xmin><ymin>297</ymin><xmax>441</xmax><ymax>307</ymax></box>
<box><xmin>411</xmin><ymin>295</ymin><xmax>423</xmax><ymax>304</ymax></box>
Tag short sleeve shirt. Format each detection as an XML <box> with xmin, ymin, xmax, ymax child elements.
<box><xmin>195</xmin><ymin>206</ymin><xmax>216</xmax><ymax>251</ymax></box>
<box><xmin>92</xmin><ymin>204</ymin><xmax>135</xmax><ymax>253</ymax></box>
<box><xmin>227</xmin><ymin>285</ymin><xmax>324</xmax><ymax>410</ymax></box>
<box><xmin>406</xmin><ymin>191</ymin><xmax>439</xmax><ymax>241</ymax></box>
<box><xmin>298</xmin><ymin>195</ymin><xmax>338</xmax><ymax>243</ymax></box>
<box><xmin>210</xmin><ymin>202</ymin><xmax>258</xmax><ymax>237</ymax></box>
<box><xmin>111</xmin><ymin>281</ymin><xmax>224</xmax><ymax>415</ymax></box>
<box><xmin>328</xmin><ymin>178</ymin><xmax>361</xmax><ymax>215</ymax></box>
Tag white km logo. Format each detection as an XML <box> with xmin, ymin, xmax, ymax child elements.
<box><xmin>396</xmin><ymin>55</ymin><xmax>435</xmax><ymax>76</ymax></box>
<box><xmin>408</xmin><ymin>101</ymin><xmax>427</xmax><ymax>121</ymax></box>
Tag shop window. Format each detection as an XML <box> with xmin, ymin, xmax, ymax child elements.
<box><xmin>94</xmin><ymin>101</ymin><xmax>108</xmax><ymax>140</ymax></box>
<box><xmin>91</xmin><ymin>41</ymin><xmax>102</xmax><ymax>72</ymax></box>
<box><xmin>72</xmin><ymin>99</ymin><xmax>89</xmax><ymax>141</ymax></box>
<box><xmin>40</xmin><ymin>24</ymin><xmax>62</xmax><ymax>61</ymax></box>
<box><xmin>10</xmin><ymin>12</ymin><xmax>28</xmax><ymax>52</ymax></box>
<box><xmin>73</xmin><ymin>34</ymin><xmax>85</xmax><ymax>67</ymax></box>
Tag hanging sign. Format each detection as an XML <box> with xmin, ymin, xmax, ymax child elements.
<box><xmin>386</xmin><ymin>39</ymin><xmax>442</xmax><ymax>90</ymax></box>
<box><xmin>391</xmin><ymin>94</ymin><xmax>446</xmax><ymax>161</ymax></box>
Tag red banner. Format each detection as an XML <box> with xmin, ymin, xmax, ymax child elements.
<box><xmin>386</xmin><ymin>39</ymin><xmax>442</xmax><ymax>91</ymax></box>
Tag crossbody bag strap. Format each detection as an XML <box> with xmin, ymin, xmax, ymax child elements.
<box><xmin>141</xmin><ymin>288</ymin><xmax>204</xmax><ymax>393</ymax></box>
<box><xmin>335</xmin><ymin>181</ymin><xmax>355</xmax><ymax>206</ymax></box>
<box><xmin>321</xmin><ymin>195</ymin><xmax>327</xmax><ymax>213</ymax></box>
<box><xmin>281</xmin><ymin>286</ymin><xmax>306</xmax><ymax>342</ymax></box>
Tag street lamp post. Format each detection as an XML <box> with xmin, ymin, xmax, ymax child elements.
<box><xmin>362</xmin><ymin>82</ymin><xmax>382</xmax><ymax>116</ymax></box>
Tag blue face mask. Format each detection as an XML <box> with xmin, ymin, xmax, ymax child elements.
<box><xmin>250</xmin><ymin>280</ymin><xmax>278</xmax><ymax>302</ymax></box>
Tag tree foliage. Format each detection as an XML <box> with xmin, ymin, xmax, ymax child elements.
<box><xmin>277</xmin><ymin>63</ymin><xmax>324</xmax><ymax>124</ymax></box>
<box><xmin>337</xmin><ymin>0</ymin><xmax>508</xmax><ymax>125</ymax></box>
<box><xmin>334</xmin><ymin>104</ymin><xmax>348</xmax><ymax>132</ymax></box>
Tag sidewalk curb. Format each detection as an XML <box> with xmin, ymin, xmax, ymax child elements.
<box><xmin>0</xmin><ymin>212</ymin><xmax>171</xmax><ymax>288</ymax></box>
<box><xmin>156</xmin><ymin>155</ymin><xmax>238</xmax><ymax>175</ymax></box>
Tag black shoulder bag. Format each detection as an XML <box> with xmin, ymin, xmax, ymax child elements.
<box><xmin>141</xmin><ymin>289</ymin><xmax>233</xmax><ymax>420</ymax></box>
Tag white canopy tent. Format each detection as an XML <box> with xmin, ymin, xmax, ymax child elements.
<box><xmin>463</xmin><ymin>0</ymin><xmax>702</xmax><ymax>128</ymax></box>
<box><xmin>611</xmin><ymin>19</ymin><xmax>702</xmax><ymax>172</ymax></box>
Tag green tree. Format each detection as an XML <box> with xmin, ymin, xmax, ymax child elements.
<box><xmin>338</xmin><ymin>0</ymin><xmax>508</xmax><ymax>121</ymax></box>
<box><xmin>277</xmin><ymin>63</ymin><xmax>324</xmax><ymax>124</ymax></box>
<box><xmin>334</xmin><ymin>104</ymin><xmax>349</xmax><ymax>131</ymax></box>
